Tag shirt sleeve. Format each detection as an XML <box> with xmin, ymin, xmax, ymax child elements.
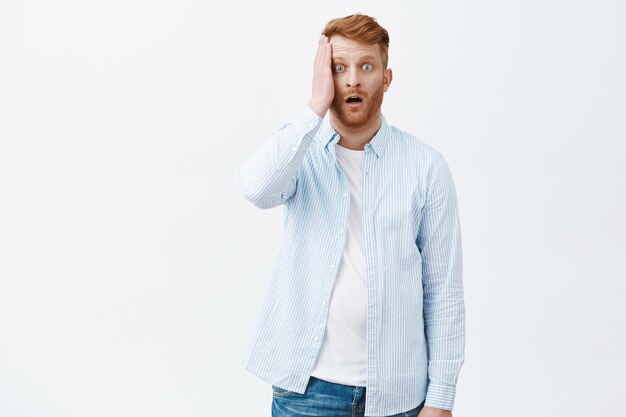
<box><xmin>235</xmin><ymin>106</ymin><xmax>322</xmax><ymax>209</ymax></box>
<box><xmin>417</xmin><ymin>153</ymin><xmax>465</xmax><ymax>411</ymax></box>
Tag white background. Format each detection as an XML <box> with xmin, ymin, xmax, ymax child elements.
<box><xmin>1</xmin><ymin>1</ymin><xmax>624</xmax><ymax>416</ymax></box>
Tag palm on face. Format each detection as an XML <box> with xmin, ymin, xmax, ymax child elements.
<box><xmin>308</xmin><ymin>36</ymin><xmax>334</xmax><ymax>118</ymax></box>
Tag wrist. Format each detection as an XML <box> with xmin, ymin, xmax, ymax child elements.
<box><xmin>307</xmin><ymin>98</ymin><xmax>329</xmax><ymax>118</ymax></box>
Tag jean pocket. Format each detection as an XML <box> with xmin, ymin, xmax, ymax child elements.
<box><xmin>272</xmin><ymin>385</ymin><xmax>299</xmax><ymax>398</ymax></box>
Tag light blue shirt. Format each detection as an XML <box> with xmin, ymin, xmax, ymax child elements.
<box><xmin>235</xmin><ymin>106</ymin><xmax>465</xmax><ymax>416</ymax></box>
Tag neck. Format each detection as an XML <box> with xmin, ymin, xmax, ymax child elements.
<box><xmin>330</xmin><ymin>112</ymin><xmax>382</xmax><ymax>151</ymax></box>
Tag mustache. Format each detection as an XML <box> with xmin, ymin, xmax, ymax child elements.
<box><xmin>343</xmin><ymin>91</ymin><xmax>367</xmax><ymax>99</ymax></box>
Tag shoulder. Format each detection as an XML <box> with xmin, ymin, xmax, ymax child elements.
<box><xmin>385</xmin><ymin>122</ymin><xmax>445</xmax><ymax>168</ymax></box>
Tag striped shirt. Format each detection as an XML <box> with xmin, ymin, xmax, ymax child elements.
<box><xmin>235</xmin><ymin>106</ymin><xmax>465</xmax><ymax>416</ymax></box>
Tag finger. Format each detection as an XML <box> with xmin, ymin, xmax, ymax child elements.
<box><xmin>324</xmin><ymin>38</ymin><xmax>332</xmax><ymax>67</ymax></box>
<box><xmin>314</xmin><ymin>36</ymin><xmax>325</xmax><ymax>67</ymax></box>
<box><xmin>318</xmin><ymin>36</ymin><xmax>328</xmax><ymax>62</ymax></box>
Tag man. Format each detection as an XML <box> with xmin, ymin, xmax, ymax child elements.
<box><xmin>236</xmin><ymin>13</ymin><xmax>465</xmax><ymax>417</ymax></box>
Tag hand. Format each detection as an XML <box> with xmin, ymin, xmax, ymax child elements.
<box><xmin>307</xmin><ymin>36</ymin><xmax>334</xmax><ymax>118</ymax></box>
<box><xmin>417</xmin><ymin>406</ymin><xmax>453</xmax><ymax>417</ymax></box>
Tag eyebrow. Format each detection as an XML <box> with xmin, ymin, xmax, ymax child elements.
<box><xmin>332</xmin><ymin>54</ymin><xmax>379</xmax><ymax>62</ymax></box>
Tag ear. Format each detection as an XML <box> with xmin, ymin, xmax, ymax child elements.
<box><xmin>383</xmin><ymin>68</ymin><xmax>393</xmax><ymax>92</ymax></box>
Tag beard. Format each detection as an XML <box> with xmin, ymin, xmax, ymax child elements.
<box><xmin>329</xmin><ymin>82</ymin><xmax>385</xmax><ymax>129</ymax></box>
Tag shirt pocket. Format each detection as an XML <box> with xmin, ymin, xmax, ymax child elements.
<box><xmin>378</xmin><ymin>205</ymin><xmax>421</xmax><ymax>269</ymax></box>
<box><xmin>379</xmin><ymin>206</ymin><xmax>412</xmax><ymax>235</ymax></box>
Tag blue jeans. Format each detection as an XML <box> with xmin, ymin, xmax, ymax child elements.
<box><xmin>272</xmin><ymin>376</ymin><xmax>426</xmax><ymax>417</ymax></box>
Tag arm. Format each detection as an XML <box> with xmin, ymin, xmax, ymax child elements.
<box><xmin>235</xmin><ymin>36</ymin><xmax>334</xmax><ymax>209</ymax></box>
<box><xmin>417</xmin><ymin>153</ymin><xmax>465</xmax><ymax>411</ymax></box>
<box><xmin>235</xmin><ymin>107</ymin><xmax>321</xmax><ymax>209</ymax></box>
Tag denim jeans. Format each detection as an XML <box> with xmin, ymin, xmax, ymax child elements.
<box><xmin>272</xmin><ymin>376</ymin><xmax>426</xmax><ymax>417</ymax></box>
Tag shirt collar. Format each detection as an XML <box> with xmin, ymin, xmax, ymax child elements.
<box><xmin>316</xmin><ymin>113</ymin><xmax>391</xmax><ymax>158</ymax></box>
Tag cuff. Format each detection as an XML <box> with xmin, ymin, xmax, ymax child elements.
<box><xmin>291</xmin><ymin>105</ymin><xmax>322</xmax><ymax>133</ymax></box>
<box><xmin>424</xmin><ymin>382</ymin><xmax>456</xmax><ymax>411</ymax></box>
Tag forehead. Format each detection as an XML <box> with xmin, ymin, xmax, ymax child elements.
<box><xmin>329</xmin><ymin>35</ymin><xmax>381</xmax><ymax>61</ymax></box>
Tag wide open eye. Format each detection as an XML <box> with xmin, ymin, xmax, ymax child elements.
<box><xmin>334</xmin><ymin>64</ymin><xmax>345</xmax><ymax>72</ymax></box>
<box><xmin>362</xmin><ymin>64</ymin><xmax>373</xmax><ymax>71</ymax></box>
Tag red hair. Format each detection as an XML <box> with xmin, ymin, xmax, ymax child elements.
<box><xmin>322</xmin><ymin>13</ymin><xmax>390</xmax><ymax>68</ymax></box>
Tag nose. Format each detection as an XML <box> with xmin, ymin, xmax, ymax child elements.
<box><xmin>346</xmin><ymin>67</ymin><xmax>361</xmax><ymax>88</ymax></box>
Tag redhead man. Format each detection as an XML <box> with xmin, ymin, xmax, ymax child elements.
<box><xmin>236</xmin><ymin>13</ymin><xmax>465</xmax><ymax>417</ymax></box>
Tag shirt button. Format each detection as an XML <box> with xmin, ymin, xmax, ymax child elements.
<box><xmin>322</xmin><ymin>302</ymin><xmax>327</xmax><ymax>308</ymax></box>
<box><xmin>330</xmin><ymin>264</ymin><xmax>336</xmax><ymax>269</ymax></box>
<box><xmin>339</xmin><ymin>228</ymin><xmax>344</xmax><ymax>234</ymax></box>
<box><xmin>314</xmin><ymin>336</ymin><xmax>320</xmax><ymax>342</ymax></box>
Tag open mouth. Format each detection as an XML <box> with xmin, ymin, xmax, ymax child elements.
<box><xmin>345</xmin><ymin>96</ymin><xmax>363</xmax><ymax>103</ymax></box>
<box><xmin>345</xmin><ymin>95</ymin><xmax>364</xmax><ymax>108</ymax></box>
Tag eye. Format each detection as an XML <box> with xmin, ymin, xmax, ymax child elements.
<box><xmin>334</xmin><ymin>64</ymin><xmax>345</xmax><ymax>72</ymax></box>
<box><xmin>362</xmin><ymin>64</ymin><xmax>373</xmax><ymax>71</ymax></box>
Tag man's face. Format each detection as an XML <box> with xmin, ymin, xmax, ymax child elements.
<box><xmin>328</xmin><ymin>35</ymin><xmax>392</xmax><ymax>128</ymax></box>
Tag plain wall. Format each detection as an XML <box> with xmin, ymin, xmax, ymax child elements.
<box><xmin>0</xmin><ymin>1</ymin><xmax>624</xmax><ymax>416</ymax></box>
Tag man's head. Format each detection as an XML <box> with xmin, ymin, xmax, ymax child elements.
<box><xmin>322</xmin><ymin>13</ymin><xmax>392</xmax><ymax>129</ymax></box>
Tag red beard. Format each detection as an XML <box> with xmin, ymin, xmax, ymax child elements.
<box><xmin>329</xmin><ymin>83</ymin><xmax>385</xmax><ymax>128</ymax></box>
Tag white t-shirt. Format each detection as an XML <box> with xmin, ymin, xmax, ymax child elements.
<box><xmin>310</xmin><ymin>142</ymin><xmax>367</xmax><ymax>387</ymax></box>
